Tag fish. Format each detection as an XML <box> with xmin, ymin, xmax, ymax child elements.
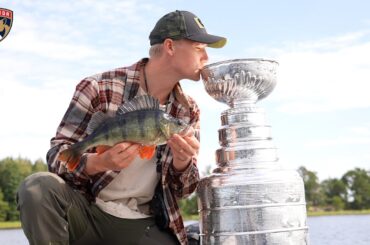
<box><xmin>58</xmin><ymin>95</ymin><xmax>189</xmax><ymax>171</ymax></box>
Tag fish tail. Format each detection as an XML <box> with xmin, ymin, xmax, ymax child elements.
<box><xmin>58</xmin><ymin>148</ymin><xmax>82</xmax><ymax>171</ymax></box>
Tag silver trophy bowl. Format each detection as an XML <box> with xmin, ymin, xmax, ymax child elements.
<box><xmin>201</xmin><ymin>59</ymin><xmax>278</xmax><ymax>107</ymax></box>
<box><xmin>198</xmin><ymin>59</ymin><xmax>309</xmax><ymax>244</ymax></box>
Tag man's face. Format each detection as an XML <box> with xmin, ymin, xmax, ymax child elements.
<box><xmin>171</xmin><ymin>39</ymin><xmax>209</xmax><ymax>81</ymax></box>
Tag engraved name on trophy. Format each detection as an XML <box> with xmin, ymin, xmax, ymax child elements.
<box><xmin>198</xmin><ymin>59</ymin><xmax>309</xmax><ymax>244</ymax></box>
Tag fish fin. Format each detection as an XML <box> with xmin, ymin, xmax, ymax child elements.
<box><xmin>58</xmin><ymin>148</ymin><xmax>81</xmax><ymax>171</ymax></box>
<box><xmin>86</xmin><ymin>111</ymin><xmax>112</xmax><ymax>135</ymax></box>
<box><xmin>117</xmin><ymin>95</ymin><xmax>160</xmax><ymax>115</ymax></box>
<box><xmin>139</xmin><ymin>145</ymin><xmax>156</xmax><ymax>159</ymax></box>
<box><xmin>96</xmin><ymin>145</ymin><xmax>111</xmax><ymax>154</ymax></box>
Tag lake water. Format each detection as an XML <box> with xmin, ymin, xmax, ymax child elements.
<box><xmin>1</xmin><ymin>215</ymin><xmax>369</xmax><ymax>244</ymax></box>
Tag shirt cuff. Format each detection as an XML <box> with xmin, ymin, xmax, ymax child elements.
<box><xmin>71</xmin><ymin>153</ymin><xmax>91</xmax><ymax>180</ymax></box>
<box><xmin>169</xmin><ymin>156</ymin><xmax>197</xmax><ymax>179</ymax></box>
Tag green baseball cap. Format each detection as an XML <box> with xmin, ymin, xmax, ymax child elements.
<box><xmin>149</xmin><ymin>10</ymin><xmax>227</xmax><ymax>48</ymax></box>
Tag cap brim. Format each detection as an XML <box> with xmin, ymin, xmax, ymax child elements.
<box><xmin>187</xmin><ymin>33</ymin><xmax>227</xmax><ymax>48</ymax></box>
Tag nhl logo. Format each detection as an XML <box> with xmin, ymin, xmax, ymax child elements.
<box><xmin>0</xmin><ymin>8</ymin><xmax>13</xmax><ymax>42</ymax></box>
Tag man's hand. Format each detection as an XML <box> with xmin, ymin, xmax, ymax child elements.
<box><xmin>167</xmin><ymin>127</ymin><xmax>199</xmax><ymax>172</ymax></box>
<box><xmin>84</xmin><ymin>142</ymin><xmax>140</xmax><ymax>175</ymax></box>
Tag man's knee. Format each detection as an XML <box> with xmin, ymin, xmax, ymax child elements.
<box><xmin>17</xmin><ymin>172</ymin><xmax>65</xmax><ymax>208</ymax></box>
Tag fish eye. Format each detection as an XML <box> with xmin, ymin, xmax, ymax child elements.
<box><xmin>177</xmin><ymin>119</ymin><xmax>185</xmax><ymax>126</ymax></box>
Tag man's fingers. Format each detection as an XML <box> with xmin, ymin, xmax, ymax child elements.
<box><xmin>180</xmin><ymin>126</ymin><xmax>195</xmax><ymax>137</ymax></box>
<box><xmin>169</xmin><ymin>134</ymin><xmax>198</xmax><ymax>156</ymax></box>
<box><xmin>184</xmin><ymin>135</ymin><xmax>200</xmax><ymax>153</ymax></box>
<box><xmin>112</xmin><ymin>142</ymin><xmax>135</xmax><ymax>153</ymax></box>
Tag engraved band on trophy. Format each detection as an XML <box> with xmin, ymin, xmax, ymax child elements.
<box><xmin>198</xmin><ymin>59</ymin><xmax>309</xmax><ymax>244</ymax></box>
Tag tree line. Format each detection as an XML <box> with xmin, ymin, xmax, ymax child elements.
<box><xmin>298</xmin><ymin>166</ymin><xmax>370</xmax><ymax>211</ymax></box>
<box><xmin>0</xmin><ymin>157</ymin><xmax>369</xmax><ymax>221</ymax></box>
<box><xmin>0</xmin><ymin>157</ymin><xmax>47</xmax><ymax>221</ymax></box>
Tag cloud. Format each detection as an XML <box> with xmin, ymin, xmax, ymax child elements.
<box><xmin>350</xmin><ymin>126</ymin><xmax>370</xmax><ymax>135</ymax></box>
<box><xmin>7</xmin><ymin>0</ymin><xmax>163</xmax><ymax>63</ymax></box>
<box><xmin>304</xmin><ymin>137</ymin><xmax>370</xmax><ymax>148</ymax></box>
<box><xmin>257</xmin><ymin>31</ymin><xmax>370</xmax><ymax>114</ymax></box>
<box><xmin>282</xmin><ymin>31</ymin><xmax>368</xmax><ymax>51</ymax></box>
<box><xmin>5</xmin><ymin>30</ymin><xmax>97</xmax><ymax>61</ymax></box>
<box><xmin>0</xmin><ymin>73</ymin><xmax>75</xmax><ymax>161</ymax></box>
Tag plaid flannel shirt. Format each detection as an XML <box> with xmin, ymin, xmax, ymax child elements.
<box><xmin>46</xmin><ymin>58</ymin><xmax>200</xmax><ymax>245</ymax></box>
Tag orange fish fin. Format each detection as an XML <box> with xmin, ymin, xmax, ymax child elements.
<box><xmin>139</xmin><ymin>145</ymin><xmax>156</xmax><ymax>159</ymax></box>
<box><xmin>58</xmin><ymin>149</ymin><xmax>81</xmax><ymax>172</ymax></box>
<box><xmin>66</xmin><ymin>159</ymin><xmax>80</xmax><ymax>172</ymax></box>
<box><xmin>96</xmin><ymin>145</ymin><xmax>111</xmax><ymax>155</ymax></box>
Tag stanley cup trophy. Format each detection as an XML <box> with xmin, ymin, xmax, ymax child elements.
<box><xmin>198</xmin><ymin>59</ymin><xmax>309</xmax><ymax>244</ymax></box>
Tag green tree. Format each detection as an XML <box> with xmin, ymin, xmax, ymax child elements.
<box><xmin>0</xmin><ymin>189</ymin><xmax>10</xmax><ymax>221</ymax></box>
<box><xmin>331</xmin><ymin>196</ymin><xmax>345</xmax><ymax>210</ymax></box>
<box><xmin>297</xmin><ymin>166</ymin><xmax>325</xmax><ymax>207</ymax></box>
<box><xmin>0</xmin><ymin>157</ymin><xmax>33</xmax><ymax>220</ymax></box>
<box><xmin>342</xmin><ymin>168</ymin><xmax>370</xmax><ymax>209</ymax></box>
<box><xmin>179</xmin><ymin>193</ymin><xmax>198</xmax><ymax>216</ymax></box>
<box><xmin>321</xmin><ymin>178</ymin><xmax>347</xmax><ymax>210</ymax></box>
<box><xmin>32</xmin><ymin>158</ymin><xmax>48</xmax><ymax>172</ymax></box>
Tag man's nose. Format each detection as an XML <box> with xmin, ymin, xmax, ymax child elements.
<box><xmin>202</xmin><ymin>50</ymin><xmax>209</xmax><ymax>63</ymax></box>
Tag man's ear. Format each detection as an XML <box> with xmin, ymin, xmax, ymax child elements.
<box><xmin>162</xmin><ymin>38</ymin><xmax>175</xmax><ymax>56</ymax></box>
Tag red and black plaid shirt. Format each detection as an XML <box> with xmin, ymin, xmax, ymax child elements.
<box><xmin>47</xmin><ymin>58</ymin><xmax>200</xmax><ymax>244</ymax></box>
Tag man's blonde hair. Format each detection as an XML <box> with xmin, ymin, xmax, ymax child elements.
<box><xmin>149</xmin><ymin>44</ymin><xmax>163</xmax><ymax>57</ymax></box>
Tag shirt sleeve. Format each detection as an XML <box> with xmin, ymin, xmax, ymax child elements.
<box><xmin>46</xmin><ymin>78</ymin><xmax>100</xmax><ymax>189</ymax></box>
<box><xmin>168</xmin><ymin>99</ymin><xmax>201</xmax><ymax>199</ymax></box>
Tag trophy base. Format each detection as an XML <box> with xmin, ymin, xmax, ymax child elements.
<box><xmin>198</xmin><ymin>166</ymin><xmax>309</xmax><ymax>245</ymax></box>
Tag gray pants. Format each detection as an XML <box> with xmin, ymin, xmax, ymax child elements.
<box><xmin>17</xmin><ymin>172</ymin><xmax>179</xmax><ymax>245</ymax></box>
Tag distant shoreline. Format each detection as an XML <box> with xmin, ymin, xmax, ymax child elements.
<box><xmin>308</xmin><ymin>209</ymin><xmax>370</xmax><ymax>217</ymax></box>
<box><xmin>1</xmin><ymin>210</ymin><xmax>370</xmax><ymax>229</ymax></box>
<box><xmin>0</xmin><ymin>221</ymin><xmax>22</xmax><ymax>230</ymax></box>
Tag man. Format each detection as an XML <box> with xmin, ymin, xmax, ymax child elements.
<box><xmin>17</xmin><ymin>10</ymin><xmax>226</xmax><ymax>245</ymax></box>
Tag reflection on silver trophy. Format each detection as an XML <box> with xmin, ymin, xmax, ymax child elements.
<box><xmin>198</xmin><ymin>59</ymin><xmax>309</xmax><ymax>244</ymax></box>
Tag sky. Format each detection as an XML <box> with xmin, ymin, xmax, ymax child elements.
<box><xmin>0</xmin><ymin>0</ymin><xmax>370</xmax><ymax>181</ymax></box>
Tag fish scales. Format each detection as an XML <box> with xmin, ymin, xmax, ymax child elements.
<box><xmin>120</xmin><ymin>109</ymin><xmax>164</xmax><ymax>144</ymax></box>
<box><xmin>138</xmin><ymin>109</ymin><xmax>146</xmax><ymax>139</ymax></box>
<box><xmin>90</xmin><ymin>110</ymin><xmax>163</xmax><ymax>147</ymax></box>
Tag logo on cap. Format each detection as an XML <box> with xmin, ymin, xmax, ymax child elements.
<box><xmin>0</xmin><ymin>8</ymin><xmax>13</xmax><ymax>43</ymax></box>
<box><xmin>194</xmin><ymin>17</ymin><xmax>205</xmax><ymax>29</ymax></box>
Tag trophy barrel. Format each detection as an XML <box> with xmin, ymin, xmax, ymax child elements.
<box><xmin>197</xmin><ymin>59</ymin><xmax>309</xmax><ymax>244</ymax></box>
